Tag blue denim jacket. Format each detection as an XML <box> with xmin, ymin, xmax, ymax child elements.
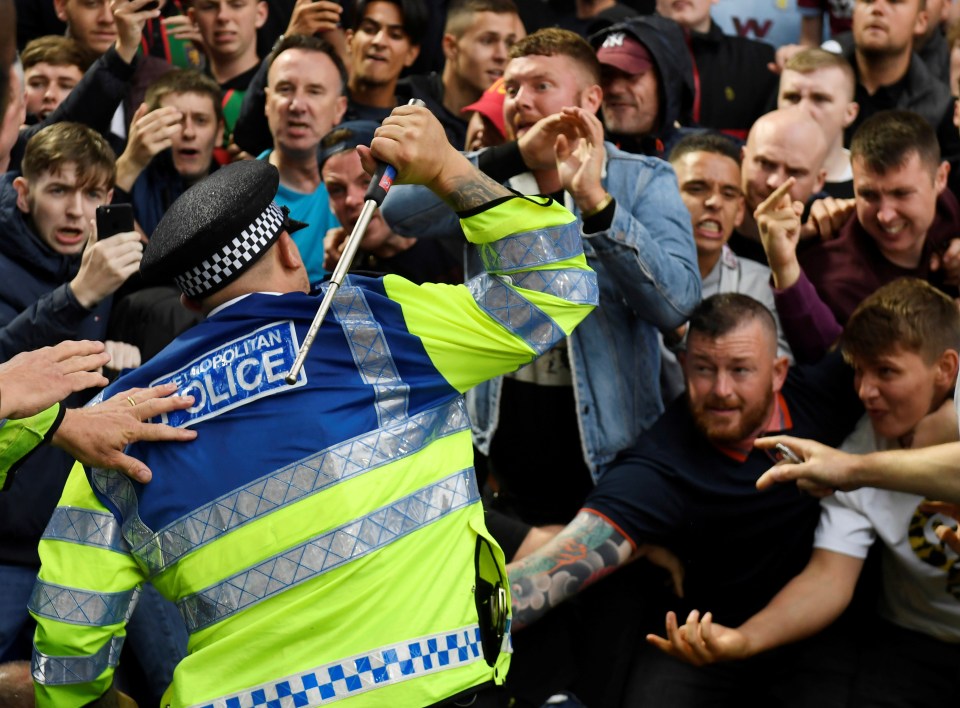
<box><xmin>381</xmin><ymin>143</ymin><xmax>701</xmax><ymax>478</ymax></box>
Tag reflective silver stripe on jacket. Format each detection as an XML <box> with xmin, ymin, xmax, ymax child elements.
<box><xmin>191</xmin><ymin>624</ymin><xmax>485</xmax><ymax>707</ymax></box>
<box><xmin>92</xmin><ymin>399</ymin><xmax>469</xmax><ymax>576</ymax></box>
<box><xmin>478</xmin><ymin>221</ymin><xmax>583</xmax><ymax>273</ymax></box>
<box><xmin>42</xmin><ymin>506</ymin><xmax>127</xmax><ymax>553</ymax></box>
<box><xmin>468</xmin><ymin>274</ymin><xmax>564</xmax><ymax>355</ymax></box>
<box><xmin>32</xmin><ymin>635</ymin><xmax>124</xmax><ymax>686</ymax></box>
<box><xmin>511</xmin><ymin>269</ymin><xmax>599</xmax><ymax>305</ymax></box>
<box><xmin>29</xmin><ymin>579</ymin><xmax>139</xmax><ymax>627</ymax></box>
<box><xmin>332</xmin><ymin>286</ymin><xmax>409</xmax><ymax>427</ymax></box>
<box><xmin>178</xmin><ymin>468</ymin><xmax>479</xmax><ymax>633</ymax></box>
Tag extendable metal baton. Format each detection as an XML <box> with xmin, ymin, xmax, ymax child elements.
<box><xmin>285</xmin><ymin>99</ymin><xmax>425</xmax><ymax>385</ymax></box>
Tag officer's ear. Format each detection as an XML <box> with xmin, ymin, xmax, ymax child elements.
<box><xmin>277</xmin><ymin>231</ymin><xmax>304</xmax><ymax>271</ymax></box>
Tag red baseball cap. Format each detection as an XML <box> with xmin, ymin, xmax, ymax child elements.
<box><xmin>461</xmin><ymin>77</ymin><xmax>507</xmax><ymax>139</ymax></box>
<box><xmin>596</xmin><ymin>32</ymin><xmax>653</xmax><ymax>75</ymax></box>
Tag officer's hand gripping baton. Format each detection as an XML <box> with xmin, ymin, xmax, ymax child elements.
<box><xmin>285</xmin><ymin>99</ymin><xmax>425</xmax><ymax>385</ymax></box>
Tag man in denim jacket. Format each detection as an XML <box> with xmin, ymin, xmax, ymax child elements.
<box><xmin>382</xmin><ymin>28</ymin><xmax>699</xmax><ymax>551</ymax></box>
<box><xmin>382</xmin><ymin>28</ymin><xmax>699</xmax><ymax>704</ymax></box>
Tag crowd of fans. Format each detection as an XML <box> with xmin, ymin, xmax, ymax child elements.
<box><xmin>2</xmin><ymin>0</ymin><xmax>960</xmax><ymax>704</ymax></box>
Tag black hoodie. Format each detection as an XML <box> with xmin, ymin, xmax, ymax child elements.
<box><xmin>590</xmin><ymin>14</ymin><xmax>698</xmax><ymax>157</ymax></box>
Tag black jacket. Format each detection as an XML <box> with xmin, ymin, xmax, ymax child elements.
<box><xmin>688</xmin><ymin>20</ymin><xmax>778</xmax><ymax>139</ymax></box>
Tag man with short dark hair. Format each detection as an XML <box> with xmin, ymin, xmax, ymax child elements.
<box><xmin>189</xmin><ymin>0</ymin><xmax>267</xmax><ymax>91</ymax></box>
<box><xmin>20</xmin><ymin>35</ymin><xmax>92</xmax><ymax>123</ymax></box>
<box><xmin>2</xmin><ymin>123</ymin><xmax>138</xmax><ymax>358</ymax></box>
<box><xmin>402</xmin><ymin>0</ymin><xmax>524</xmax><ymax>146</ymax></box>
<box><xmin>508</xmin><ymin>292</ymin><xmax>863</xmax><ymax>705</ymax></box>
<box><xmin>261</xmin><ymin>34</ymin><xmax>348</xmax><ymax>283</ymax></box>
<box><xmin>384</xmin><ymin>28</ymin><xmax>699</xmax><ymax>500</ymax></box>
<box><xmin>189</xmin><ymin>0</ymin><xmax>268</xmax><ymax>144</ymax></box>
<box><xmin>345</xmin><ymin>0</ymin><xmax>426</xmax><ymax>122</ymax></box>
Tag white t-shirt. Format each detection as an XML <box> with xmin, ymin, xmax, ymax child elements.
<box><xmin>815</xmin><ymin>415</ymin><xmax>960</xmax><ymax>642</ymax></box>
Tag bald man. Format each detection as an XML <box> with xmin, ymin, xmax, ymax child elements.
<box><xmin>729</xmin><ymin>108</ymin><xmax>828</xmax><ymax>264</ymax></box>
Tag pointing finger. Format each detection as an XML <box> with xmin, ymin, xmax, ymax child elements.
<box><xmin>755</xmin><ymin>177</ymin><xmax>796</xmax><ymax>215</ymax></box>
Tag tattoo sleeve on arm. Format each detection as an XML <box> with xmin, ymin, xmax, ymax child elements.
<box><xmin>439</xmin><ymin>168</ymin><xmax>512</xmax><ymax>212</ymax></box>
<box><xmin>507</xmin><ymin>511</ymin><xmax>634</xmax><ymax>630</ymax></box>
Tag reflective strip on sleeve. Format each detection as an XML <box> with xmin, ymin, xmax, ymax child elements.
<box><xmin>467</xmin><ymin>274</ymin><xmax>565</xmax><ymax>356</ymax></box>
<box><xmin>32</xmin><ymin>635</ymin><xmax>124</xmax><ymax>686</ymax></box>
<box><xmin>477</xmin><ymin>222</ymin><xmax>583</xmax><ymax>273</ymax></box>
<box><xmin>178</xmin><ymin>468</ymin><xmax>480</xmax><ymax>633</ymax></box>
<box><xmin>510</xmin><ymin>270</ymin><xmax>599</xmax><ymax>305</ymax></box>
<box><xmin>29</xmin><ymin>580</ymin><xmax>139</xmax><ymax>627</ymax></box>
<box><xmin>191</xmin><ymin>624</ymin><xmax>486</xmax><ymax>707</ymax></box>
<box><xmin>332</xmin><ymin>286</ymin><xmax>409</xmax><ymax>427</ymax></box>
<box><xmin>43</xmin><ymin>507</ymin><xmax>128</xmax><ymax>554</ymax></box>
<box><xmin>93</xmin><ymin>399</ymin><xmax>469</xmax><ymax>576</ymax></box>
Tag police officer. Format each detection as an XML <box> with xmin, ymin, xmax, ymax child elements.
<box><xmin>30</xmin><ymin>104</ymin><xmax>597</xmax><ymax>707</ymax></box>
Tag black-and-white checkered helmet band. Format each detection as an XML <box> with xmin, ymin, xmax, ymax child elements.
<box><xmin>175</xmin><ymin>201</ymin><xmax>285</xmax><ymax>299</ymax></box>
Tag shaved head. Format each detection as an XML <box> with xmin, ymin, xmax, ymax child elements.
<box><xmin>742</xmin><ymin>108</ymin><xmax>829</xmax><ymax>210</ymax></box>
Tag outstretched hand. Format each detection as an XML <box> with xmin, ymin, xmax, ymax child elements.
<box><xmin>51</xmin><ymin>383</ymin><xmax>198</xmax><ymax>483</ymax></box>
<box><xmin>646</xmin><ymin>610</ymin><xmax>748</xmax><ymax>666</ymax></box>
<box><xmin>754</xmin><ymin>435</ymin><xmax>857</xmax><ymax>497</ymax></box>
<box><xmin>0</xmin><ymin>341</ymin><xmax>110</xmax><ymax>419</ymax></box>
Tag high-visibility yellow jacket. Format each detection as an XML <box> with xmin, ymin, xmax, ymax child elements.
<box><xmin>31</xmin><ymin>195</ymin><xmax>597</xmax><ymax>707</ymax></box>
<box><xmin>0</xmin><ymin>404</ymin><xmax>62</xmax><ymax>490</ymax></box>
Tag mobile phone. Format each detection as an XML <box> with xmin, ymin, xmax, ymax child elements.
<box><xmin>774</xmin><ymin>442</ymin><xmax>802</xmax><ymax>464</ymax></box>
<box><xmin>96</xmin><ymin>204</ymin><xmax>135</xmax><ymax>239</ymax></box>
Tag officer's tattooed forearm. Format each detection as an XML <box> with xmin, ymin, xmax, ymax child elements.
<box><xmin>507</xmin><ymin>511</ymin><xmax>634</xmax><ymax>629</ymax></box>
<box><xmin>441</xmin><ymin>168</ymin><xmax>512</xmax><ymax>211</ymax></box>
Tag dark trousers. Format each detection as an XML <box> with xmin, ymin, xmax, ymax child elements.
<box><xmin>850</xmin><ymin>620</ymin><xmax>960</xmax><ymax>707</ymax></box>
